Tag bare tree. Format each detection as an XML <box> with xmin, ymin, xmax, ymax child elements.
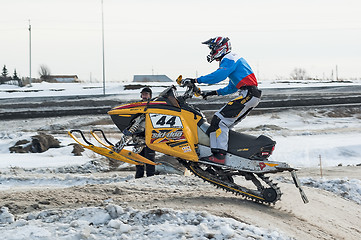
<box><xmin>39</xmin><ymin>65</ymin><xmax>51</xmax><ymax>80</ymax></box>
<box><xmin>290</xmin><ymin>68</ymin><xmax>308</xmax><ymax>80</ymax></box>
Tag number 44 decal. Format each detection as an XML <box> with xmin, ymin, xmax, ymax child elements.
<box><xmin>150</xmin><ymin>114</ymin><xmax>183</xmax><ymax>128</ymax></box>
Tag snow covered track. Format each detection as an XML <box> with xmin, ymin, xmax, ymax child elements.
<box><xmin>0</xmin><ymin>170</ymin><xmax>360</xmax><ymax>240</ymax></box>
<box><xmin>0</xmin><ymin>203</ymin><xmax>290</xmax><ymax>240</ymax></box>
<box><xmin>1</xmin><ymin>81</ymin><xmax>361</xmax><ymax>239</ymax></box>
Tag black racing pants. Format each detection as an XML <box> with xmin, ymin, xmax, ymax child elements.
<box><xmin>135</xmin><ymin>146</ymin><xmax>156</xmax><ymax>178</ymax></box>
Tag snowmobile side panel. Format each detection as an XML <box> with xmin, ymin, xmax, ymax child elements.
<box><xmin>197</xmin><ymin>125</ymin><xmax>210</xmax><ymax>146</ymax></box>
<box><xmin>144</xmin><ymin>108</ymin><xmax>203</xmax><ymax>161</ymax></box>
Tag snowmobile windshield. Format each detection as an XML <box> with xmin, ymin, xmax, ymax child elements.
<box><xmin>155</xmin><ymin>85</ymin><xmax>180</xmax><ymax>108</ymax></box>
<box><xmin>157</xmin><ymin>85</ymin><xmax>177</xmax><ymax>99</ymax></box>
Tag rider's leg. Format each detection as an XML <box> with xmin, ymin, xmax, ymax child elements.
<box><xmin>206</xmin><ymin>89</ymin><xmax>261</xmax><ymax>164</ymax></box>
<box><xmin>135</xmin><ymin>165</ymin><xmax>145</xmax><ymax>178</ymax></box>
<box><xmin>144</xmin><ymin>147</ymin><xmax>156</xmax><ymax>177</ymax></box>
<box><xmin>206</xmin><ymin>115</ymin><xmax>226</xmax><ymax>163</ymax></box>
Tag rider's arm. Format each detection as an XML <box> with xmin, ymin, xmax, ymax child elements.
<box><xmin>196</xmin><ymin>58</ymin><xmax>235</xmax><ymax>85</ymax></box>
<box><xmin>216</xmin><ymin>81</ymin><xmax>238</xmax><ymax>96</ymax></box>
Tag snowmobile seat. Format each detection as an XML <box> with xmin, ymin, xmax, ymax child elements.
<box><xmin>197</xmin><ymin>118</ymin><xmax>276</xmax><ymax>160</ymax></box>
<box><xmin>227</xmin><ymin>131</ymin><xmax>276</xmax><ymax>160</ymax></box>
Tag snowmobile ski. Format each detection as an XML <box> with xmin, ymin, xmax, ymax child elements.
<box><xmin>68</xmin><ymin>130</ymin><xmax>158</xmax><ymax>166</ymax></box>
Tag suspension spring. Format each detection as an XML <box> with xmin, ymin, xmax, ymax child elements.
<box><xmin>129</xmin><ymin>115</ymin><xmax>145</xmax><ymax>133</ymax></box>
<box><xmin>124</xmin><ymin>115</ymin><xmax>145</xmax><ymax>135</ymax></box>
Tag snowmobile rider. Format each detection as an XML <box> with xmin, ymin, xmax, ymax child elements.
<box><xmin>135</xmin><ymin>87</ymin><xmax>156</xmax><ymax>178</ymax></box>
<box><xmin>181</xmin><ymin>37</ymin><xmax>262</xmax><ymax>164</ymax></box>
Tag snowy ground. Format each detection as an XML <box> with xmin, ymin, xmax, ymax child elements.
<box><xmin>0</xmin><ymin>81</ymin><xmax>361</xmax><ymax>239</ymax></box>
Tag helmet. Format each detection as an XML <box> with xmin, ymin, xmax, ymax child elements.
<box><xmin>140</xmin><ymin>87</ymin><xmax>152</xmax><ymax>96</ymax></box>
<box><xmin>202</xmin><ymin>37</ymin><xmax>231</xmax><ymax>63</ymax></box>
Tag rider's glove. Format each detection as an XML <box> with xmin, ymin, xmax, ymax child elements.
<box><xmin>201</xmin><ymin>90</ymin><xmax>218</xmax><ymax>99</ymax></box>
<box><xmin>180</xmin><ymin>78</ymin><xmax>196</xmax><ymax>87</ymax></box>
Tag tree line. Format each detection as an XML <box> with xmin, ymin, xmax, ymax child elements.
<box><xmin>0</xmin><ymin>64</ymin><xmax>52</xmax><ymax>86</ymax></box>
<box><xmin>0</xmin><ymin>65</ymin><xmax>22</xmax><ymax>85</ymax></box>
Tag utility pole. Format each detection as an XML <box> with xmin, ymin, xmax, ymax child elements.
<box><xmin>331</xmin><ymin>69</ymin><xmax>334</xmax><ymax>81</ymax></box>
<box><xmin>28</xmin><ymin>19</ymin><xmax>32</xmax><ymax>86</ymax></box>
<box><xmin>336</xmin><ymin>65</ymin><xmax>338</xmax><ymax>81</ymax></box>
<box><xmin>101</xmin><ymin>0</ymin><xmax>106</xmax><ymax>95</ymax></box>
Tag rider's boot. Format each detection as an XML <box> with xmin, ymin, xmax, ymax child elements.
<box><xmin>207</xmin><ymin>152</ymin><xmax>226</xmax><ymax>164</ymax></box>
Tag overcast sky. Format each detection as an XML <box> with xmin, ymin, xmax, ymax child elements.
<box><xmin>1</xmin><ymin>0</ymin><xmax>361</xmax><ymax>82</ymax></box>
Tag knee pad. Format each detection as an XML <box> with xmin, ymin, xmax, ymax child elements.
<box><xmin>206</xmin><ymin>115</ymin><xmax>221</xmax><ymax>135</ymax></box>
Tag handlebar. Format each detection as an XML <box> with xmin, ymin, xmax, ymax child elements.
<box><xmin>176</xmin><ymin>75</ymin><xmax>202</xmax><ymax>100</ymax></box>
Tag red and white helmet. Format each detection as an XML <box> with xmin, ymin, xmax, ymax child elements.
<box><xmin>202</xmin><ymin>37</ymin><xmax>231</xmax><ymax>63</ymax></box>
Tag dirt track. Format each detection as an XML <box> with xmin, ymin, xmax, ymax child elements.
<box><xmin>1</xmin><ymin>166</ymin><xmax>360</xmax><ymax>240</ymax></box>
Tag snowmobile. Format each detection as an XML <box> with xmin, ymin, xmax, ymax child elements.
<box><xmin>68</xmin><ymin>76</ymin><xmax>308</xmax><ymax>205</ymax></box>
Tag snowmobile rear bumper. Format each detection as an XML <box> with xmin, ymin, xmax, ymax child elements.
<box><xmin>291</xmin><ymin>170</ymin><xmax>309</xmax><ymax>203</ymax></box>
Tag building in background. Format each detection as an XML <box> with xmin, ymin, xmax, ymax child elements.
<box><xmin>44</xmin><ymin>75</ymin><xmax>79</xmax><ymax>83</ymax></box>
<box><xmin>133</xmin><ymin>75</ymin><xmax>172</xmax><ymax>82</ymax></box>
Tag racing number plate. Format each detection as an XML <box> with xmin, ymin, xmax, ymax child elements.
<box><xmin>150</xmin><ymin>114</ymin><xmax>183</xmax><ymax>128</ymax></box>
